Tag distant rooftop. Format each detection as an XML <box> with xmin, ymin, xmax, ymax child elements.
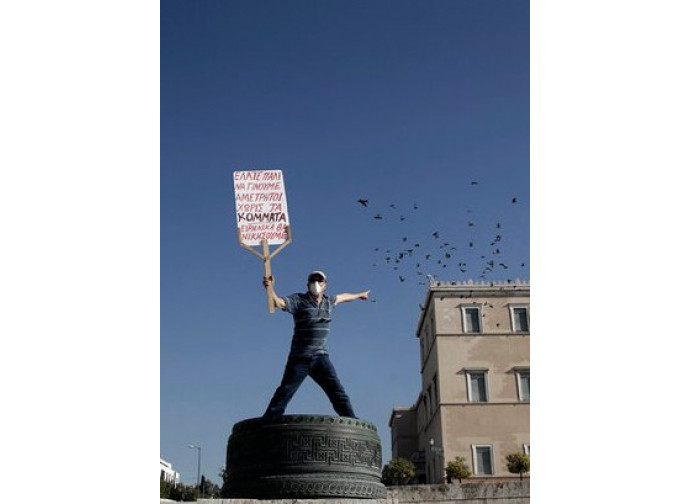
<box><xmin>417</xmin><ymin>279</ymin><xmax>530</xmax><ymax>334</ymax></box>
<box><xmin>428</xmin><ymin>278</ymin><xmax>529</xmax><ymax>288</ymax></box>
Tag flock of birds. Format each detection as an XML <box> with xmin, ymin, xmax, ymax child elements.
<box><xmin>354</xmin><ymin>182</ymin><xmax>527</xmax><ymax>288</ymax></box>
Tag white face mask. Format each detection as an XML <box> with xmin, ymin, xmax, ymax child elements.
<box><xmin>308</xmin><ymin>281</ymin><xmax>324</xmax><ymax>295</ymax></box>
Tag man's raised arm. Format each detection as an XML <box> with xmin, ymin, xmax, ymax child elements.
<box><xmin>334</xmin><ymin>290</ymin><xmax>370</xmax><ymax>305</ymax></box>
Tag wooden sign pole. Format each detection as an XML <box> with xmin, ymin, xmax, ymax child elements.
<box><xmin>238</xmin><ymin>225</ymin><xmax>292</xmax><ymax>313</ymax></box>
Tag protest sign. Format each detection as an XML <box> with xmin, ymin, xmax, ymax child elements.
<box><xmin>233</xmin><ymin>169</ymin><xmax>290</xmax><ymax>246</ymax></box>
<box><xmin>233</xmin><ymin>169</ymin><xmax>292</xmax><ymax>313</ymax></box>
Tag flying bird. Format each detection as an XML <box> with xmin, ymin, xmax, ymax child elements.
<box><xmin>357</xmin><ymin>199</ymin><xmax>369</xmax><ymax>207</ymax></box>
<box><xmin>512</xmin><ymin>197</ymin><xmax>517</xmax><ymax>203</ymax></box>
<box><xmin>374</xmin><ymin>214</ymin><xmax>383</xmax><ymax>220</ymax></box>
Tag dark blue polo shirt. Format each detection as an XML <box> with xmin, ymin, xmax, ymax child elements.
<box><xmin>283</xmin><ymin>292</ymin><xmax>336</xmax><ymax>357</ymax></box>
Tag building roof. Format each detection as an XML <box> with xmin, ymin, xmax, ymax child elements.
<box><xmin>416</xmin><ymin>279</ymin><xmax>530</xmax><ymax>336</ymax></box>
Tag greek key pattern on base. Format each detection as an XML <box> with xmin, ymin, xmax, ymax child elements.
<box><xmin>228</xmin><ymin>431</ymin><xmax>382</xmax><ymax>472</ymax></box>
<box><xmin>284</xmin><ymin>434</ymin><xmax>380</xmax><ymax>467</ymax></box>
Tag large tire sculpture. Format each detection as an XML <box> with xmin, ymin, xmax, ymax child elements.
<box><xmin>222</xmin><ymin>415</ymin><xmax>387</xmax><ymax>499</ymax></box>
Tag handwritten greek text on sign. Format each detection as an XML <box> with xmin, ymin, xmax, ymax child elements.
<box><xmin>233</xmin><ymin>170</ymin><xmax>290</xmax><ymax>246</ymax></box>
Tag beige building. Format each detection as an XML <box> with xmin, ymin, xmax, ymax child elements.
<box><xmin>389</xmin><ymin>280</ymin><xmax>529</xmax><ymax>483</ymax></box>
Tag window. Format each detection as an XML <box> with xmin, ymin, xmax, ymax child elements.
<box><xmin>472</xmin><ymin>445</ymin><xmax>494</xmax><ymax>475</ymax></box>
<box><xmin>462</xmin><ymin>306</ymin><xmax>481</xmax><ymax>333</ymax></box>
<box><xmin>433</xmin><ymin>374</ymin><xmax>439</xmax><ymax>407</ymax></box>
<box><xmin>510</xmin><ymin>306</ymin><xmax>529</xmax><ymax>332</ymax></box>
<box><xmin>515</xmin><ymin>368</ymin><xmax>530</xmax><ymax>402</ymax></box>
<box><xmin>420</xmin><ymin>326</ymin><xmax>430</xmax><ymax>364</ymax></box>
<box><xmin>523</xmin><ymin>444</ymin><xmax>530</xmax><ymax>456</ymax></box>
<box><xmin>466</xmin><ymin>370</ymin><xmax>489</xmax><ymax>402</ymax></box>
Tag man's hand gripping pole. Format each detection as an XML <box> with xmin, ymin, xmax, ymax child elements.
<box><xmin>238</xmin><ymin>226</ymin><xmax>291</xmax><ymax>313</ymax></box>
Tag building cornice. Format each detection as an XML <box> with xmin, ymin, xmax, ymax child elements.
<box><xmin>416</xmin><ymin>279</ymin><xmax>530</xmax><ymax>336</ymax></box>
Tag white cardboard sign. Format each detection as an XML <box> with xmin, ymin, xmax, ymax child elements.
<box><xmin>233</xmin><ymin>170</ymin><xmax>290</xmax><ymax>246</ymax></box>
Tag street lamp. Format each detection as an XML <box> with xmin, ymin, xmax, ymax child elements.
<box><xmin>188</xmin><ymin>444</ymin><xmax>202</xmax><ymax>496</ymax></box>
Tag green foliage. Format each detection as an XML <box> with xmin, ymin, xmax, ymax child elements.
<box><xmin>160</xmin><ymin>477</ymin><xmax>172</xmax><ymax>498</ymax></box>
<box><xmin>172</xmin><ymin>484</ymin><xmax>197</xmax><ymax>501</ymax></box>
<box><xmin>220</xmin><ymin>467</ymin><xmax>231</xmax><ymax>497</ymax></box>
<box><xmin>201</xmin><ymin>474</ymin><xmax>222</xmax><ymax>498</ymax></box>
<box><xmin>159</xmin><ymin>475</ymin><xmax>199</xmax><ymax>501</ymax></box>
<box><xmin>505</xmin><ymin>453</ymin><xmax>530</xmax><ymax>480</ymax></box>
<box><xmin>382</xmin><ymin>457</ymin><xmax>416</xmax><ymax>486</ymax></box>
<box><xmin>445</xmin><ymin>456</ymin><xmax>472</xmax><ymax>483</ymax></box>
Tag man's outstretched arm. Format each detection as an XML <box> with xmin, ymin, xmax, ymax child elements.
<box><xmin>263</xmin><ymin>276</ymin><xmax>287</xmax><ymax>310</ymax></box>
<box><xmin>334</xmin><ymin>290</ymin><xmax>370</xmax><ymax>305</ymax></box>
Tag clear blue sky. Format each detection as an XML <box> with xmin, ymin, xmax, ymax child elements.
<box><xmin>161</xmin><ymin>0</ymin><xmax>529</xmax><ymax>486</ymax></box>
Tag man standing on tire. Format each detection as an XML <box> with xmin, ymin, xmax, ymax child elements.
<box><xmin>262</xmin><ymin>270</ymin><xmax>369</xmax><ymax>419</ymax></box>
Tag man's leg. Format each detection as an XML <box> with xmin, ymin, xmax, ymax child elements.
<box><xmin>263</xmin><ymin>356</ymin><xmax>310</xmax><ymax>417</ymax></box>
<box><xmin>310</xmin><ymin>354</ymin><xmax>356</xmax><ymax>418</ymax></box>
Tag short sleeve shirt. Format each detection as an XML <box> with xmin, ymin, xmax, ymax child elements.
<box><xmin>283</xmin><ymin>292</ymin><xmax>336</xmax><ymax>357</ymax></box>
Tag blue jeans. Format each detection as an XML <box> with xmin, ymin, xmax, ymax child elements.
<box><xmin>263</xmin><ymin>353</ymin><xmax>356</xmax><ymax>418</ymax></box>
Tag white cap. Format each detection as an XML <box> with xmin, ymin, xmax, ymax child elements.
<box><xmin>308</xmin><ymin>270</ymin><xmax>327</xmax><ymax>282</ymax></box>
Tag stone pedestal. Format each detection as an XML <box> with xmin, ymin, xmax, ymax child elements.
<box><xmin>222</xmin><ymin>415</ymin><xmax>387</xmax><ymax>499</ymax></box>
